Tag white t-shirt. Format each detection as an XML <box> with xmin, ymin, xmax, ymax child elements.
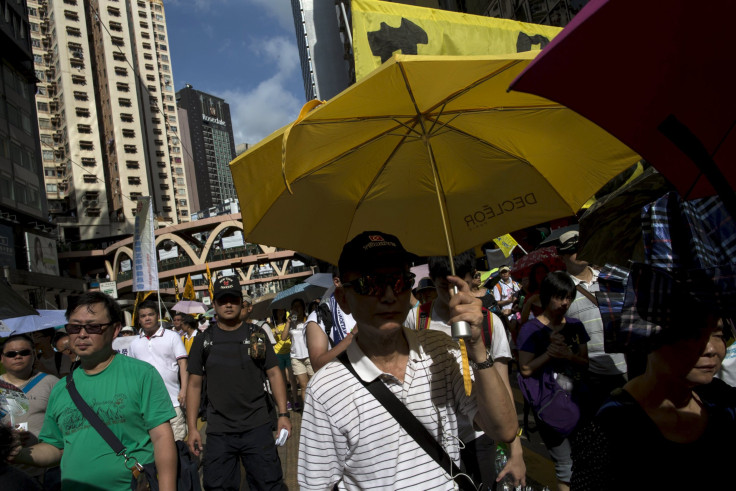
<box><xmin>405</xmin><ymin>303</ymin><xmax>511</xmax><ymax>442</ymax></box>
<box><xmin>129</xmin><ymin>327</ymin><xmax>188</xmax><ymax>407</ymax></box>
<box><xmin>290</xmin><ymin>320</ymin><xmax>309</xmax><ymax>359</ymax></box>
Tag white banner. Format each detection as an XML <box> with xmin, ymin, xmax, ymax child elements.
<box><xmin>26</xmin><ymin>232</ymin><xmax>59</xmax><ymax>276</ymax></box>
<box><xmin>132</xmin><ymin>197</ymin><xmax>158</xmax><ymax>291</ymax></box>
<box><xmin>99</xmin><ymin>281</ymin><xmax>118</xmax><ymax>299</ymax></box>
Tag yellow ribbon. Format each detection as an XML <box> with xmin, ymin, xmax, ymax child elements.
<box><xmin>458</xmin><ymin>339</ymin><xmax>472</xmax><ymax>396</ymax></box>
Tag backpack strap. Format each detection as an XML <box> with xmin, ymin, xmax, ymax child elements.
<box><xmin>416</xmin><ymin>300</ymin><xmax>433</xmax><ymax>330</ymax></box>
<box><xmin>575</xmin><ymin>284</ymin><xmax>598</xmax><ymax>307</ymax></box>
<box><xmin>21</xmin><ymin>372</ymin><xmax>47</xmax><ymax>394</ymax></box>
<box><xmin>480</xmin><ymin>308</ymin><xmax>493</xmax><ymax>349</ymax></box>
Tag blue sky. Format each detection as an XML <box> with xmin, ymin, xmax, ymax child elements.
<box><xmin>164</xmin><ymin>0</ymin><xmax>306</xmax><ymax>146</ymax></box>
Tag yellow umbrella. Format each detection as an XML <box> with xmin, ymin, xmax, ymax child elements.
<box><xmin>231</xmin><ymin>53</ymin><xmax>639</xmax><ymax>266</ymax></box>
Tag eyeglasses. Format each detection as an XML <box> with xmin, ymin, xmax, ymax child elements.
<box><xmin>2</xmin><ymin>349</ymin><xmax>33</xmax><ymax>358</ymax></box>
<box><xmin>342</xmin><ymin>272</ymin><xmax>415</xmax><ymax>297</ymax></box>
<box><xmin>65</xmin><ymin>322</ymin><xmax>115</xmax><ymax>334</ymax></box>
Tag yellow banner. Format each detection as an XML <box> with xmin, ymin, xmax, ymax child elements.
<box><xmin>183</xmin><ymin>274</ymin><xmax>195</xmax><ymax>300</ymax></box>
<box><xmin>205</xmin><ymin>263</ymin><xmax>214</xmax><ymax>300</ymax></box>
<box><xmin>493</xmin><ymin>234</ymin><xmax>518</xmax><ymax>258</ymax></box>
<box><xmin>352</xmin><ymin>0</ymin><xmax>562</xmax><ymax>81</ymax></box>
<box><xmin>174</xmin><ymin>275</ymin><xmax>180</xmax><ymax>301</ymax></box>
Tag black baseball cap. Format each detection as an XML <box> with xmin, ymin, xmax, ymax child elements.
<box><xmin>213</xmin><ymin>276</ymin><xmax>242</xmax><ymax>301</ymax></box>
<box><xmin>338</xmin><ymin>231</ymin><xmax>414</xmax><ymax>275</ymax></box>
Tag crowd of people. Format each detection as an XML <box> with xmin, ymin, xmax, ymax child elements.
<box><xmin>1</xmin><ymin>227</ymin><xmax>734</xmax><ymax>490</ymax></box>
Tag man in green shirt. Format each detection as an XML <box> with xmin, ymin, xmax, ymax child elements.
<box><xmin>13</xmin><ymin>292</ymin><xmax>177</xmax><ymax>491</ymax></box>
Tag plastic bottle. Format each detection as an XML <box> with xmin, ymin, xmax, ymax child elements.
<box><xmin>495</xmin><ymin>443</ymin><xmax>515</xmax><ymax>491</ymax></box>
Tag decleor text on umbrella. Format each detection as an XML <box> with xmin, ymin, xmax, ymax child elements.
<box><xmin>464</xmin><ymin>193</ymin><xmax>538</xmax><ymax>229</ymax></box>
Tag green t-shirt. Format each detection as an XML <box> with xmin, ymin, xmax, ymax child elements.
<box><xmin>39</xmin><ymin>354</ymin><xmax>175</xmax><ymax>491</ymax></box>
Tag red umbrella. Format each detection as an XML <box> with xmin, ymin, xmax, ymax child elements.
<box><xmin>510</xmin><ymin>0</ymin><xmax>736</xmax><ymax>217</ymax></box>
<box><xmin>510</xmin><ymin>246</ymin><xmax>565</xmax><ymax>280</ymax></box>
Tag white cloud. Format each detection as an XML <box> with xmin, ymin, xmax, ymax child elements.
<box><xmin>216</xmin><ymin>36</ymin><xmax>304</xmax><ymax>145</ymax></box>
<box><xmin>250</xmin><ymin>0</ymin><xmax>295</xmax><ymax>32</ymax></box>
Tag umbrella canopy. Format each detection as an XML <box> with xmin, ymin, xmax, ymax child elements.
<box><xmin>0</xmin><ymin>280</ymin><xmax>38</xmax><ymax>320</ymax></box>
<box><xmin>250</xmin><ymin>292</ymin><xmax>278</xmax><ymax>321</ymax></box>
<box><xmin>510</xmin><ymin>246</ymin><xmax>566</xmax><ymax>280</ymax></box>
<box><xmin>171</xmin><ymin>300</ymin><xmax>207</xmax><ymax>315</ymax></box>
<box><xmin>578</xmin><ymin>168</ymin><xmax>672</xmax><ymax>267</ymax></box>
<box><xmin>1</xmin><ymin>310</ymin><xmax>67</xmax><ymax>337</ymax></box>
<box><xmin>269</xmin><ymin>283</ymin><xmax>327</xmax><ymax>311</ymax></box>
<box><xmin>510</xmin><ymin>0</ymin><xmax>736</xmax><ymax>215</ymax></box>
<box><xmin>231</xmin><ymin>53</ymin><xmax>640</xmax><ymax>265</ymax></box>
<box><xmin>305</xmin><ymin>273</ymin><xmax>334</xmax><ymax>289</ymax></box>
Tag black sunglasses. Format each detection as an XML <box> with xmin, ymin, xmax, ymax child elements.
<box><xmin>65</xmin><ymin>322</ymin><xmax>115</xmax><ymax>335</ymax></box>
<box><xmin>2</xmin><ymin>349</ymin><xmax>33</xmax><ymax>358</ymax></box>
<box><xmin>342</xmin><ymin>272</ymin><xmax>415</xmax><ymax>297</ymax></box>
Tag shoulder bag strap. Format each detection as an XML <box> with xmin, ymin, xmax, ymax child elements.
<box><xmin>481</xmin><ymin>308</ymin><xmax>493</xmax><ymax>348</ymax></box>
<box><xmin>21</xmin><ymin>372</ymin><xmax>47</xmax><ymax>394</ymax></box>
<box><xmin>575</xmin><ymin>284</ymin><xmax>599</xmax><ymax>307</ymax></box>
<box><xmin>65</xmin><ymin>370</ymin><xmax>126</xmax><ymax>456</ymax></box>
<box><xmin>336</xmin><ymin>352</ymin><xmax>465</xmax><ymax>483</ymax></box>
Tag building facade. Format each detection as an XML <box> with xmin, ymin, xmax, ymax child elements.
<box><xmin>26</xmin><ymin>0</ymin><xmax>190</xmax><ymax>243</ymax></box>
<box><xmin>175</xmin><ymin>84</ymin><xmax>237</xmax><ymax>210</ymax></box>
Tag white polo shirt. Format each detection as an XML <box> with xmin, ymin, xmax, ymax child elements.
<box><xmin>298</xmin><ymin>327</ymin><xmax>476</xmax><ymax>490</ymax></box>
<box><xmin>129</xmin><ymin>326</ymin><xmax>187</xmax><ymax>407</ymax></box>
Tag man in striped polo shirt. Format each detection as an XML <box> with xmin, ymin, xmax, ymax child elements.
<box><xmin>298</xmin><ymin>231</ymin><xmax>518</xmax><ymax>490</ymax></box>
<box><xmin>557</xmin><ymin>231</ymin><xmax>628</xmax><ymax>419</ymax></box>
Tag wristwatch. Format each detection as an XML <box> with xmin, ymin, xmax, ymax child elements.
<box><xmin>278</xmin><ymin>412</ymin><xmax>290</xmax><ymax>418</ymax></box>
<box><xmin>469</xmin><ymin>357</ymin><xmax>494</xmax><ymax>370</ymax></box>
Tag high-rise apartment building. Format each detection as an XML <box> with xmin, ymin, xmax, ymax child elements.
<box><xmin>176</xmin><ymin>85</ymin><xmax>237</xmax><ymax>210</ymax></box>
<box><xmin>27</xmin><ymin>0</ymin><xmax>189</xmax><ymax>242</ymax></box>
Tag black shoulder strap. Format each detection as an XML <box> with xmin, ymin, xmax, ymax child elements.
<box><xmin>336</xmin><ymin>352</ymin><xmax>466</xmax><ymax>486</ymax></box>
<box><xmin>65</xmin><ymin>369</ymin><xmax>125</xmax><ymax>455</ymax></box>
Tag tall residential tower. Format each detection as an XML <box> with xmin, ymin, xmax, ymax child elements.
<box><xmin>27</xmin><ymin>0</ymin><xmax>189</xmax><ymax>242</ymax></box>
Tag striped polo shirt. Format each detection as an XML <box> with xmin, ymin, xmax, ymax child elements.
<box><xmin>568</xmin><ymin>268</ymin><xmax>627</xmax><ymax>375</ymax></box>
<box><xmin>298</xmin><ymin>327</ymin><xmax>476</xmax><ymax>490</ymax></box>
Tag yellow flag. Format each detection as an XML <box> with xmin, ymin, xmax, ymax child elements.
<box><xmin>183</xmin><ymin>274</ymin><xmax>195</xmax><ymax>300</ymax></box>
<box><xmin>493</xmin><ymin>234</ymin><xmax>518</xmax><ymax>258</ymax></box>
<box><xmin>351</xmin><ymin>0</ymin><xmax>562</xmax><ymax>81</ymax></box>
<box><xmin>174</xmin><ymin>275</ymin><xmax>180</xmax><ymax>301</ymax></box>
<box><xmin>205</xmin><ymin>263</ymin><xmax>214</xmax><ymax>300</ymax></box>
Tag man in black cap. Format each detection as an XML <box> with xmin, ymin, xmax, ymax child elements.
<box><xmin>298</xmin><ymin>231</ymin><xmax>518</xmax><ymax>490</ymax></box>
<box><xmin>186</xmin><ymin>276</ymin><xmax>290</xmax><ymax>491</ymax></box>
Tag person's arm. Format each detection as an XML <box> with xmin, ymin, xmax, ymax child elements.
<box><xmin>12</xmin><ymin>442</ymin><xmax>63</xmax><ymax>467</ymax></box>
<box><xmin>493</xmin><ymin>359</ymin><xmax>526</xmax><ymax>487</ymax></box>
<box><xmin>306</xmin><ymin>321</ymin><xmax>354</xmax><ymax>372</ymax></box>
<box><xmin>519</xmin><ymin>293</ymin><xmax>538</xmax><ymax>325</ymax></box>
<box><xmin>185</xmin><ymin>373</ymin><xmax>203</xmax><ymax>456</ymax></box>
<box><xmin>149</xmin><ymin>422</ymin><xmax>177</xmax><ymax>491</ymax></box>
<box><xmin>518</xmin><ymin>349</ymin><xmax>551</xmax><ymax>377</ymax></box>
<box><xmin>547</xmin><ymin>332</ymin><xmax>589</xmax><ymax>367</ymax></box>
<box><xmin>266</xmin><ymin>365</ymin><xmax>293</xmax><ymax>437</ymax></box>
<box><xmin>177</xmin><ymin>357</ymin><xmax>188</xmax><ymax>406</ymax></box>
<box><xmin>447</xmin><ymin>276</ymin><xmax>518</xmax><ymax>443</ymax></box>
<box><xmin>282</xmin><ymin>317</ymin><xmax>294</xmax><ymax>340</ymax></box>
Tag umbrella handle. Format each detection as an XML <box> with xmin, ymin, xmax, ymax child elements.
<box><xmin>450</xmin><ymin>285</ymin><xmax>472</xmax><ymax>339</ymax></box>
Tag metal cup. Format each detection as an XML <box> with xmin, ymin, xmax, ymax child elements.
<box><xmin>451</xmin><ymin>320</ymin><xmax>472</xmax><ymax>340</ymax></box>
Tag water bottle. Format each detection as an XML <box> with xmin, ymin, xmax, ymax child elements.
<box><xmin>495</xmin><ymin>443</ymin><xmax>515</xmax><ymax>491</ymax></box>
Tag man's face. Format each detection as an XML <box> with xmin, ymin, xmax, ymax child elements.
<box><xmin>214</xmin><ymin>294</ymin><xmax>243</xmax><ymax>321</ymax></box>
<box><xmin>432</xmin><ymin>272</ymin><xmax>473</xmax><ymax>308</ymax></box>
<box><xmin>1</xmin><ymin>339</ymin><xmax>35</xmax><ymax>375</ymax></box>
<box><xmin>68</xmin><ymin>302</ymin><xmax>120</xmax><ymax>358</ymax></box>
<box><xmin>138</xmin><ymin>308</ymin><xmax>159</xmax><ymax>332</ymax></box>
<box><xmin>500</xmin><ymin>270</ymin><xmax>511</xmax><ymax>281</ymax></box>
<box><xmin>55</xmin><ymin>337</ymin><xmax>76</xmax><ymax>361</ymax></box>
<box><xmin>172</xmin><ymin>315</ymin><xmax>182</xmax><ymax>328</ymax></box>
<box><xmin>337</xmin><ymin>266</ymin><xmax>412</xmax><ymax>336</ymax></box>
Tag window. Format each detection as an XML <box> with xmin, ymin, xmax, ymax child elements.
<box><xmin>75</xmin><ymin>107</ymin><xmax>90</xmax><ymax>117</ymax></box>
<box><xmin>66</xmin><ymin>26</ymin><xmax>81</xmax><ymax>37</ymax></box>
<box><xmin>147</xmin><ymin>85</ymin><xmax>156</xmax><ymax>92</ymax></box>
<box><xmin>113</xmin><ymin>51</ymin><xmax>126</xmax><ymax>61</ymax></box>
<box><xmin>154</xmin><ymin>139</ymin><xmax>164</xmax><ymax>146</ymax></box>
<box><xmin>64</xmin><ymin>10</ymin><xmax>79</xmax><ymax>21</ymax></box>
<box><xmin>160</xmin><ymin>54</ymin><xmax>169</xmax><ymax>62</ymax></box>
<box><xmin>42</xmin><ymin>150</ymin><xmax>54</xmax><ymax>161</ymax></box>
<box><xmin>114</xmin><ymin>66</ymin><xmax>127</xmax><ymax>76</ymax></box>
<box><xmin>126</xmin><ymin>160</ymin><xmax>139</xmax><ymax>169</ymax></box>
<box><xmin>44</xmin><ymin>167</ymin><xmax>57</xmax><ymax>177</ymax></box>
<box><xmin>124</xmin><ymin>144</ymin><xmax>137</xmax><ymax>153</ymax></box>
<box><xmin>116</xmin><ymin>82</ymin><xmax>129</xmax><ymax>92</ymax></box>
<box><xmin>81</xmin><ymin>157</ymin><xmax>95</xmax><ymax>166</ymax></box>
<box><xmin>122</xmin><ymin>129</ymin><xmax>136</xmax><ymax>138</ymax></box>
<box><xmin>128</xmin><ymin>176</ymin><xmax>141</xmax><ymax>185</ymax></box>
<box><xmin>79</xmin><ymin>141</ymin><xmax>94</xmax><ymax>150</ymax></box>
<box><xmin>141</xmin><ymin>31</ymin><xmax>150</xmax><ymax>39</ymax></box>
<box><xmin>108</xmin><ymin>7</ymin><xmax>121</xmax><ymax>17</ymax></box>
<box><xmin>179</xmin><ymin>199</ymin><xmax>187</xmax><ymax>207</ymax></box>
<box><xmin>73</xmin><ymin>91</ymin><xmax>88</xmax><ymax>101</ymax></box>
<box><xmin>71</xmin><ymin>74</ymin><xmax>86</xmax><ymax>85</ymax></box>
<box><xmin>158</xmin><ymin>44</ymin><xmax>167</xmax><ymax>51</ymax></box>
<box><xmin>37</xmin><ymin>101</ymin><xmax>49</xmax><ymax>112</ymax></box>
<box><xmin>39</xmin><ymin>118</ymin><xmax>51</xmax><ymax>129</ymax></box>
<box><xmin>46</xmin><ymin>183</ymin><xmax>58</xmax><ymax>193</ymax></box>
<box><xmin>144</xmin><ymin>53</ymin><xmax>153</xmax><ymax>60</ymax></box>
<box><xmin>130</xmin><ymin>192</ymin><xmax>142</xmax><ymax>200</ymax></box>
<box><xmin>111</xmin><ymin>36</ymin><xmax>124</xmax><ymax>47</ymax></box>
<box><xmin>120</xmin><ymin>113</ymin><xmax>134</xmax><ymax>123</ymax></box>
<box><xmin>118</xmin><ymin>98</ymin><xmax>132</xmax><ymax>107</ymax></box>
<box><xmin>109</xmin><ymin>21</ymin><xmax>122</xmax><ymax>32</ymax></box>
<box><xmin>146</xmin><ymin>74</ymin><xmax>155</xmax><ymax>81</ymax></box>
<box><xmin>32</xmin><ymin>38</ymin><xmax>41</xmax><ymax>47</ymax></box>
<box><xmin>83</xmin><ymin>174</ymin><xmax>97</xmax><ymax>183</ymax></box>
<box><xmin>145</xmin><ymin>63</ymin><xmax>153</xmax><ymax>70</ymax></box>
<box><xmin>140</xmin><ymin>22</ymin><xmax>149</xmax><ymax>29</ymax></box>
<box><xmin>176</xmin><ymin>178</ymin><xmax>184</xmax><ymax>185</ymax></box>
<box><xmin>162</xmin><ymin>195</ymin><xmax>171</xmax><ymax>201</ymax></box>
<box><xmin>142</xmin><ymin>42</ymin><xmax>151</xmax><ymax>50</ymax></box>
<box><xmin>77</xmin><ymin>124</ymin><xmax>92</xmax><ymax>134</ymax></box>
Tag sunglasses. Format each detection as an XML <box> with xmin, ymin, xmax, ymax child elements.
<box><xmin>343</xmin><ymin>272</ymin><xmax>415</xmax><ymax>297</ymax></box>
<box><xmin>2</xmin><ymin>349</ymin><xmax>33</xmax><ymax>358</ymax></box>
<box><xmin>65</xmin><ymin>322</ymin><xmax>115</xmax><ymax>334</ymax></box>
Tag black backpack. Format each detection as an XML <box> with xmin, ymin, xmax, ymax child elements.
<box><xmin>315</xmin><ymin>302</ymin><xmax>334</xmax><ymax>345</ymax></box>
